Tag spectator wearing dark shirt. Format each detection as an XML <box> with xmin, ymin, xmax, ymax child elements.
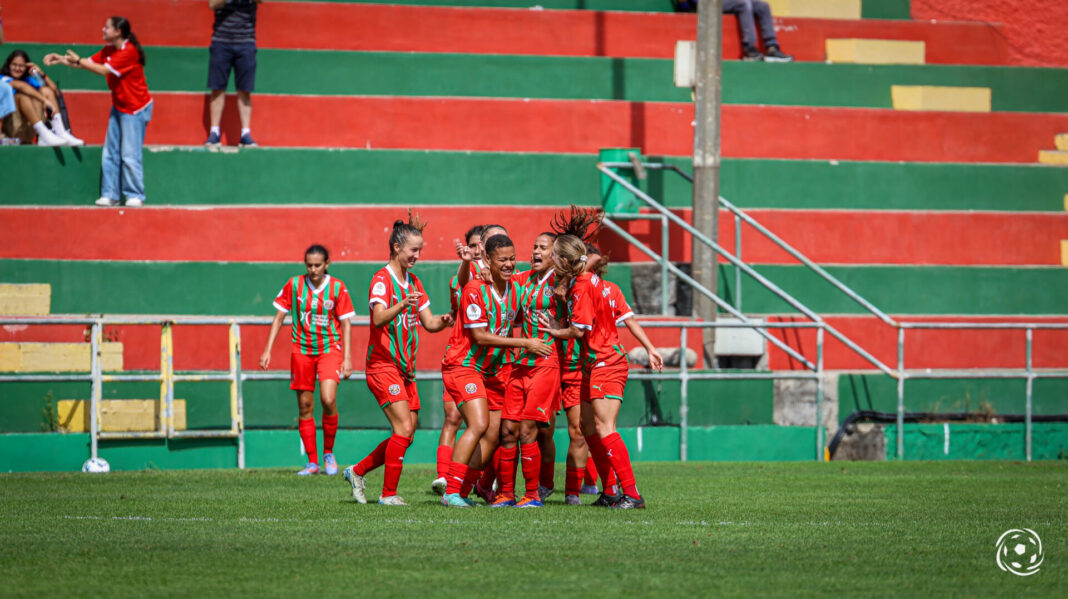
<box><xmin>205</xmin><ymin>0</ymin><xmax>262</xmax><ymax>148</ymax></box>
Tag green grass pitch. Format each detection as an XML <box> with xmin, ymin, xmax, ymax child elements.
<box><xmin>1</xmin><ymin>461</ymin><xmax>1064</xmax><ymax>597</ymax></box>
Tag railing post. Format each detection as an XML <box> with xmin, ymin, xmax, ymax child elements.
<box><xmin>661</xmin><ymin>215</ymin><xmax>670</xmax><ymax>316</ymax></box>
<box><xmin>734</xmin><ymin>212</ymin><xmax>742</xmax><ymax>312</ymax></box>
<box><xmin>897</xmin><ymin>327</ymin><xmax>905</xmax><ymax>460</ymax></box>
<box><xmin>90</xmin><ymin>321</ymin><xmax>103</xmax><ymax>459</ymax></box>
<box><xmin>680</xmin><ymin>326</ymin><xmax>689</xmax><ymax>462</ymax></box>
<box><xmin>1026</xmin><ymin>327</ymin><xmax>1033</xmax><ymax>463</ymax></box>
<box><xmin>161</xmin><ymin>322</ymin><xmax>175</xmax><ymax>438</ymax></box>
<box><xmin>230</xmin><ymin>322</ymin><xmax>246</xmax><ymax>469</ymax></box>
<box><xmin>816</xmin><ymin>324</ymin><xmax>824</xmax><ymax>461</ymax></box>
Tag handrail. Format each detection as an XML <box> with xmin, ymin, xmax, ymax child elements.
<box><xmin>598</xmin><ymin>163</ymin><xmax>895</xmax><ymax>377</ymax></box>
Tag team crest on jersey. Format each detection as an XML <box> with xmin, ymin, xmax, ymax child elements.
<box><xmin>543</xmin><ymin>286</ymin><xmax>554</xmax><ymax>299</ymax></box>
<box><xmin>464</xmin><ymin>383</ymin><xmax>477</xmax><ymax>394</ymax></box>
<box><xmin>324</xmin><ymin>300</ymin><xmax>335</xmax><ymax>311</ymax></box>
<box><xmin>388</xmin><ymin>384</ymin><xmax>401</xmax><ymax>396</ymax></box>
<box><xmin>372</xmin><ymin>281</ymin><xmax>386</xmax><ymax>296</ymax></box>
<box><xmin>507</xmin><ymin>310</ymin><xmax>517</xmax><ymax>322</ymax></box>
<box><xmin>466</xmin><ymin>304</ymin><xmax>482</xmax><ymax>321</ymax></box>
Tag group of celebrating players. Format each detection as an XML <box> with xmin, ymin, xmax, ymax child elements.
<box><xmin>259</xmin><ymin>207</ymin><xmax>662</xmax><ymax>509</ymax></box>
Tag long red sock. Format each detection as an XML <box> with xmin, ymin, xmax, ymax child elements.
<box><xmin>584</xmin><ymin>435</ymin><xmax>615</xmax><ymax>492</ymax></box>
<box><xmin>435</xmin><ymin>445</ymin><xmax>453</xmax><ymax>478</ymax></box>
<box><xmin>520</xmin><ymin>441</ymin><xmax>542</xmax><ymax>499</ymax></box>
<box><xmin>298</xmin><ymin>418</ymin><xmax>318</xmax><ymax>465</ymax></box>
<box><xmin>605</xmin><ymin>466</ymin><xmax>618</xmax><ymax>491</ymax></box>
<box><xmin>565</xmin><ymin>466</ymin><xmax>583</xmax><ymax>496</ymax></box>
<box><xmin>321</xmin><ymin>414</ymin><xmax>338</xmax><ymax>454</ymax></box>
<box><xmin>460</xmin><ymin>468</ymin><xmax>482</xmax><ymax>498</ymax></box>
<box><xmin>583</xmin><ymin>457</ymin><xmax>598</xmax><ymax>486</ymax></box>
<box><xmin>497</xmin><ymin>445</ymin><xmax>518</xmax><ymax>499</ymax></box>
<box><xmin>354</xmin><ymin>439</ymin><xmax>388</xmax><ymax>476</ymax></box>
<box><xmin>601</xmin><ymin>432</ymin><xmax>639</xmax><ymax>498</ymax></box>
<box><xmin>539</xmin><ymin>455</ymin><xmax>555</xmax><ymax>490</ymax></box>
<box><xmin>381</xmin><ymin>434</ymin><xmax>413</xmax><ymax>497</ymax></box>
<box><xmin>477</xmin><ymin>447</ymin><xmax>499</xmax><ymax>490</ymax></box>
<box><xmin>445</xmin><ymin>461</ymin><xmax>468</xmax><ymax>495</ymax></box>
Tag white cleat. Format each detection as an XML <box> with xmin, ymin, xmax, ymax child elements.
<box><xmin>344</xmin><ymin>466</ymin><xmax>367</xmax><ymax>504</ymax></box>
<box><xmin>431</xmin><ymin>476</ymin><xmax>447</xmax><ymax>496</ymax></box>
<box><xmin>378</xmin><ymin>495</ymin><xmax>408</xmax><ymax>506</ymax></box>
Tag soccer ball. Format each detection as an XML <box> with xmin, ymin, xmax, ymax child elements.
<box><xmin>81</xmin><ymin>457</ymin><xmax>111</xmax><ymax>473</ymax></box>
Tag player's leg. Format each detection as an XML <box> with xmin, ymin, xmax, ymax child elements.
<box><xmin>443</xmin><ymin>397</ymin><xmax>489</xmax><ymax>507</ymax></box>
<box><xmin>514</xmin><ymin>418</ymin><xmax>543</xmax><ymax>506</ymax></box>
<box><xmin>316</xmin><ymin>353</ymin><xmax>342</xmax><ymax>475</ymax></box>
<box><xmin>470</xmin><ymin>409</ymin><xmax>501</xmax><ymax>503</ymax></box>
<box><xmin>376</xmin><ymin>399</ymin><xmax>415</xmax><ymax>505</ymax></box>
<box><xmin>493</xmin><ymin>370</ymin><xmax>524</xmax><ymax>506</ymax></box>
<box><xmin>536</xmin><ymin>417</ymin><xmax>556</xmax><ymax>500</ymax></box>
<box><xmin>432</xmin><ymin>398</ymin><xmax>462</xmax><ymax>495</ymax></box>
<box><xmin>592</xmin><ymin>371</ymin><xmax>643</xmax><ymax>509</ymax></box>
<box><xmin>291</xmin><ymin>352</ymin><xmax>320</xmax><ymax>475</ymax></box>
<box><xmin>564</xmin><ymin>403</ymin><xmax>590</xmax><ymax>502</ymax></box>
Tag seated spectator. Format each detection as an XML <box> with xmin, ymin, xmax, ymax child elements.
<box><xmin>1</xmin><ymin>50</ymin><xmax>83</xmax><ymax>145</ymax></box>
<box><xmin>674</xmin><ymin>0</ymin><xmax>794</xmax><ymax>63</ymax></box>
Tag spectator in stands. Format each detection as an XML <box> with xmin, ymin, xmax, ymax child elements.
<box><xmin>44</xmin><ymin>16</ymin><xmax>153</xmax><ymax>207</ymax></box>
<box><xmin>205</xmin><ymin>0</ymin><xmax>262</xmax><ymax>148</ymax></box>
<box><xmin>1</xmin><ymin>50</ymin><xmax>84</xmax><ymax>146</ymax></box>
<box><xmin>675</xmin><ymin>0</ymin><xmax>794</xmax><ymax>63</ymax></box>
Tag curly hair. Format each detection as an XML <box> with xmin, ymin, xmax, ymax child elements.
<box><xmin>550</xmin><ymin>205</ymin><xmax>602</xmax><ymax>242</ymax></box>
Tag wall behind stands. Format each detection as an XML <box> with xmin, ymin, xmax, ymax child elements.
<box><xmin>911</xmin><ymin>0</ymin><xmax>1068</xmax><ymax>66</ymax></box>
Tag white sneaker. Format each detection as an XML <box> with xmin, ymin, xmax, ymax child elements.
<box><xmin>95</xmin><ymin>197</ymin><xmax>119</xmax><ymax>207</ymax></box>
<box><xmin>125</xmin><ymin>198</ymin><xmax>143</xmax><ymax>207</ymax></box>
<box><xmin>36</xmin><ymin>127</ymin><xmax>67</xmax><ymax>147</ymax></box>
<box><xmin>344</xmin><ymin>466</ymin><xmax>367</xmax><ymax>504</ymax></box>
<box><xmin>377</xmin><ymin>495</ymin><xmax>408</xmax><ymax>506</ymax></box>
<box><xmin>431</xmin><ymin>476</ymin><xmax>447</xmax><ymax>496</ymax></box>
<box><xmin>59</xmin><ymin>130</ymin><xmax>85</xmax><ymax>146</ymax></box>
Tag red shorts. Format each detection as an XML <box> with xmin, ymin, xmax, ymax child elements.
<box><xmin>559</xmin><ymin>369</ymin><xmax>584</xmax><ymax>411</ymax></box>
<box><xmin>366</xmin><ymin>367</ymin><xmax>420</xmax><ymax>411</ymax></box>
<box><xmin>588</xmin><ymin>364</ymin><xmax>628</xmax><ymax>402</ymax></box>
<box><xmin>503</xmin><ymin>364</ymin><xmax>561</xmax><ymax>423</ymax></box>
<box><xmin>289</xmin><ymin>350</ymin><xmax>342</xmax><ymax>391</ymax></box>
<box><xmin>442</xmin><ymin>365</ymin><xmax>487</xmax><ymax>407</ymax></box>
<box><xmin>484</xmin><ymin>365</ymin><xmax>510</xmax><ymax>411</ymax></box>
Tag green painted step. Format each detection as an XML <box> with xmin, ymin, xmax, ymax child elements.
<box><xmin>861</xmin><ymin>0</ymin><xmax>911</xmax><ymax>20</ymax></box>
<box><xmin>3</xmin><ymin>147</ymin><xmax>1066</xmax><ymax>211</ymax></box>
<box><xmin>7</xmin><ymin>43</ymin><xmax>1066</xmax><ymax>111</ymax></box>
<box><xmin>2</xmin><ymin>260</ymin><xmax>1066</xmax><ymax>315</ymax></box>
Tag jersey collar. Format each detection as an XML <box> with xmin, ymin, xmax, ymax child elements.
<box><xmin>386</xmin><ymin>264</ymin><xmax>409</xmax><ymax>290</ymax></box>
<box><xmin>538</xmin><ymin>268</ymin><xmax>555</xmax><ymax>288</ymax></box>
<box><xmin>305</xmin><ymin>274</ymin><xmax>331</xmax><ymax>295</ymax></box>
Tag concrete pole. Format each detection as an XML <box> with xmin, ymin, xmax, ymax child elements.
<box><xmin>692</xmin><ymin>0</ymin><xmax>722</xmax><ymax>363</ymax></box>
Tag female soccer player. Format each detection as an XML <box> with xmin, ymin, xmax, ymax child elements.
<box><xmin>432</xmin><ymin>224</ymin><xmax>484</xmax><ymax>495</ymax></box>
<box><xmin>439</xmin><ymin>234</ymin><xmax>551</xmax><ymax>507</ymax></box>
<box><xmin>260</xmin><ymin>245</ymin><xmax>354</xmax><ymax>476</ymax></box>
<box><xmin>344</xmin><ymin>215</ymin><xmax>453</xmax><ymax>506</ymax></box>
<box><xmin>540</xmin><ymin>234</ymin><xmax>663</xmax><ymax>509</ymax></box>
<box><xmin>493</xmin><ymin>232</ymin><xmax>562</xmax><ymax>508</ymax></box>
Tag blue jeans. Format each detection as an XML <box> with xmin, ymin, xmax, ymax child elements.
<box><xmin>101</xmin><ymin>101</ymin><xmax>152</xmax><ymax>202</ymax></box>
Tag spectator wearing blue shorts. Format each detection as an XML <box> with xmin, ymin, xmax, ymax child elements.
<box><xmin>2</xmin><ymin>50</ymin><xmax>83</xmax><ymax>146</ymax></box>
<box><xmin>205</xmin><ymin>0</ymin><xmax>261</xmax><ymax>148</ymax></box>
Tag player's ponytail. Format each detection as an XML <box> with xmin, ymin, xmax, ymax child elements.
<box><xmin>389</xmin><ymin>209</ymin><xmax>427</xmax><ymax>257</ymax></box>
<box><xmin>550</xmin><ymin>205</ymin><xmax>602</xmax><ymax>242</ymax></box>
<box><xmin>110</xmin><ymin>16</ymin><xmax>146</xmax><ymax>65</ymax></box>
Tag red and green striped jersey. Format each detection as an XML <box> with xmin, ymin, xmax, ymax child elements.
<box><xmin>448</xmin><ymin>259</ymin><xmax>486</xmax><ymax>314</ymax></box>
<box><xmin>273</xmin><ymin>275</ymin><xmax>355</xmax><ymax>356</ymax></box>
<box><xmin>570</xmin><ymin>272</ymin><xmax>630</xmax><ymax>370</ymax></box>
<box><xmin>365</xmin><ymin>265</ymin><xmax>430</xmax><ymax>381</ymax></box>
<box><xmin>512</xmin><ymin>268</ymin><xmax>562</xmax><ymax>368</ymax></box>
<box><xmin>442</xmin><ymin>278</ymin><xmax>519</xmax><ymax>376</ymax></box>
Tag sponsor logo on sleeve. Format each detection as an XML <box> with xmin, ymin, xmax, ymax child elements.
<box><xmin>466</xmin><ymin>304</ymin><xmax>482</xmax><ymax>321</ymax></box>
<box><xmin>372</xmin><ymin>281</ymin><xmax>387</xmax><ymax>297</ymax></box>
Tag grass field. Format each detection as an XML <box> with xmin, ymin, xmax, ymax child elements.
<box><xmin>1</xmin><ymin>462</ymin><xmax>1064</xmax><ymax>597</ymax></box>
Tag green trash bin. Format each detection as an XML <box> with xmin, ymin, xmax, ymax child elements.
<box><xmin>599</xmin><ymin>148</ymin><xmax>642</xmax><ymax>214</ymax></box>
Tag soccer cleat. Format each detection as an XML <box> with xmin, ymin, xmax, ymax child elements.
<box><xmin>95</xmin><ymin>197</ymin><xmax>119</xmax><ymax>207</ymax></box>
<box><xmin>474</xmin><ymin>482</ymin><xmax>495</xmax><ymax>504</ymax></box>
<box><xmin>297</xmin><ymin>462</ymin><xmax>320</xmax><ymax>476</ymax></box>
<box><xmin>610</xmin><ymin>494</ymin><xmax>646</xmax><ymax>510</ymax></box>
<box><xmin>489</xmin><ymin>495</ymin><xmax>517</xmax><ymax>508</ymax></box>
<box><xmin>461</xmin><ymin>495</ymin><xmax>478</xmax><ymax>507</ymax></box>
<box><xmin>343</xmin><ymin>466</ymin><xmax>367</xmax><ymax>504</ymax></box>
<box><xmin>441</xmin><ymin>493</ymin><xmax>472</xmax><ymax>508</ymax></box>
<box><xmin>580</xmin><ymin>484</ymin><xmax>600</xmax><ymax>495</ymax></box>
<box><xmin>565</xmin><ymin>494</ymin><xmax>582</xmax><ymax>506</ymax></box>
<box><xmin>538</xmin><ymin>485</ymin><xmax>554</xmax><ymax>501</ymax></box>
<box><xmin>124</xmin><ymin>198</ymin><xmax>143</xmax><ymax>207</ymax></box>
<box><xmin>763</xmin><ymin>46</ymin><xmax>794</xmax><ymax>63</ymax></box>
<box><xmin>204</xmin><ymin>131</ymin><xmax>221</xmax><ymax>148</ymax></box>
<box><xmin>378</xmin><ymin>495</ymin><xmax>408</xmax><ymax>506</ymax></box>
<box><xmin>431</xmin><ymin>477</ymin><xmax>447</xmax><ymax>496</ymax></box>
<box><xmin>239</xmin><ymin>133</ymin><xmax>258</xmax><ymax>148</ymax></box>
<box><xmin>323</xmin><ymin>453</ymin><xmax>338</xmax><ymax>476</ymax></box>
<box><xmin>514</xmin><ymin>497</ymin><xmax>543</xmax><ymax>508</ymax></box>
<box><xmin>591</xmin><ymin>492</ymin><xmax>623</xmax><ymax>507</ymax></box>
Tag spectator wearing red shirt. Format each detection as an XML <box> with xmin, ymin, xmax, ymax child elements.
<box><xmin>45</xmin><ymin>16</ymin><xmax>153</xmax><ymax>207</ymax></box>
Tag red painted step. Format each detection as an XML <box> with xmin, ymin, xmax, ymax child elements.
<box><xmin>5</xmin><ymin>0</ymin><xmax>1011</xmax><ymax>64</ymax></box>
<box><xmin>62</xmin><ymin>91</ymin><xmax>1068</xmax><ymax>163</ymax></box>
<box><xmin>4</xmin><ymin>207</ymin><xmax>1067</xmax><ymax>266</ymax></box>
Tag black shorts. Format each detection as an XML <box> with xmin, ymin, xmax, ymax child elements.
<box><xmin>207</xmin><ymin>42</ymin><xmax>257</xmax><ymax>92</ymax></box>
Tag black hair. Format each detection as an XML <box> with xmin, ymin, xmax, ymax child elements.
<box><xmin>389</xmin><ymin>209</ymin><xmax>428</xmax><ymax>257</ymax></box>
<box><xmin>538</xmin><ymin>231</ymin><xmax>557</xmax><ymax>240</ymax></box>
<box><xmin>480</xmin><ymin>223</ymin><xmax>507</xmax><ymax>238</ymax></box>
<box><xmin>551</xmin><ymin>205</ymin><xmax>602</xmax><ymax>242</ymax></box>
<box><xmin>305</xmin><ymin>244</ymin><xmax>330</xmax><ymax>262</ymax></box>
<box><xmin>110</xmin><ymin>16</ymin><xmax>146</xmax><ymax>66</ymax></box>
<box><xmin>1</xmin><ymin>50</ymin><xmax>31</xmax><ymax>79</ymax></box>
<box><xmin>464</xmin><ymin>225</ymin><xmax>483</xmax><ymax>244</ymax></box>
<box><xmin>484</xmin><ymin>234</ymin><xmax>515</xmax><ymax>257</ymax></box>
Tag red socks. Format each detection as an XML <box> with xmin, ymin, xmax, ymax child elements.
<box><xmin>519</xmin><ymin>442</ymin><xmax>541</xmax><ymax>499</ymax></box>
<box><xmin>321</xmin><ymin>414</ymin><xmax>338</xmax><ymax>454</ymax></box>
<box><xmin>497</xmin><ymin>445</ymin><xmax>519</xmax><ymax>499</ymax></box>
<box><xmin>460</xmin><ymin>467</ymin><xmax>482</xmax><ymax>498</ymax></box>
<box><xmin>381</xmin><ymin>434</ymin><xmax>412</xmax><ymax>497</ymax></box>
<box><xmin>539</xmin><ymin>454</ymin><xmax>555</xmax><ymax>491</ymax></box>
<box><xmin>565</xmin><ymin>466</ymin><xmax>583</xmax><ymax>496</ymax></box>
<box><xmin>477</xmin><ymin>447</ymin><xmax>499</xmax><ymax>491</ymax></box>
<box><xmin>583</xmin><ymin>457</ymin><xmax>598</xmax><ymax>485</ymax></box>
<box><xmin>354</xmin><ymin>439</ymin><xmax>388</xmax><ymax>477</ymax></box>
<box><xmin>584</xmin><ymin>435</ymin><xmax>615</xmax><ymax>491</ymax></box>
<box><xmin>436</xmin><ymin>445</ymin><xmax>453</xmax><ymax>479</ymax></box>
<box><xmin>601</xmin><ymin>432</ymin><xmax>638</xmax><ymax>498</ymax></box>
<box><xmin>298</xmin><ymin>418</ymin><xmax>318</xmax><ymax>465</ymax></box>
<box><xmin>445</xmin><ymin>461</ymin><xmax>468</xmax><ymax>495</ymax></box>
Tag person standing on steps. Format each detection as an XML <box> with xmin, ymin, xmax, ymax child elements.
<box><xmin>205</xmin><ymin>0</ymin><xmax>261</xmax><ymax>148</ymax></box>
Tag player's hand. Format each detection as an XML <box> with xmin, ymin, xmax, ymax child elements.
<box><xmin>403</xmin><ymin>291</ymin><xmax>422</xmax><ymax>309</ymax></box>
<box><xmin>479</xmin><ymin>268</ymin><xmax>492</xmax><ymax>283</ymax></box>
<box><xmin>536</xmin><ymin>311</ymin><xmax>558</xmax><ymax>331</ymax></box>
<box><xmin>455</xmin><ymin>238</ymin><xmax>472</xmax><ymax>262</ymax></box>
<box><xmin>648</xmin><ymin>348</ymin><xmax>664</xmax><ymax>372</ymax></box>
<box><xmin>525</xmin><ymin>338</ymin><xmax>553</xmax><ymax>357</ymax></box>
<box><xmin>258</xmin><ymin>352</ymin><xmax>271</xmax><ymax>370</ymax></box>
<box><xmin>440</xmin><ymin>313</ymin><xmax>454</xmax><ymax>327</ymax></box>
<box><xmin>64</xmin><ymin>50</ymin><xmax>81</xmax><ymax>65</ymax></box>
<box><xmin>341</xmin><ymin>358</ymin><xmax>352</xmax><ymax>379</ymax></box>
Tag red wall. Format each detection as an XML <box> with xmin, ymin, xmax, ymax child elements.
<box><xmin>912</xmin><ymin>0</ymin><xmax>1068</xmax><ymax>66</ymax></box>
